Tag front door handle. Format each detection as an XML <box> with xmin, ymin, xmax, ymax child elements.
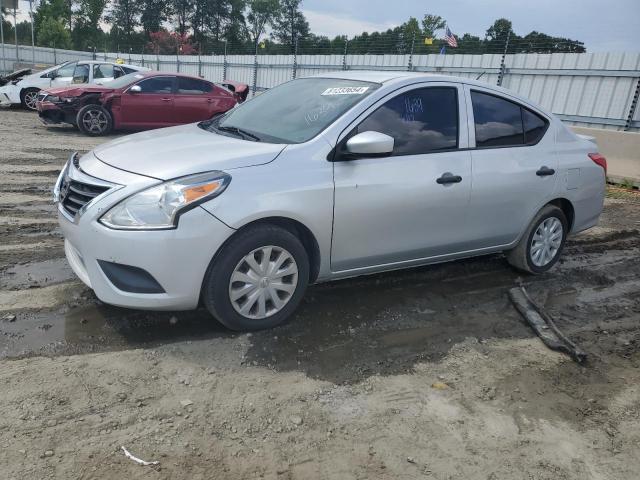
<box><xmin>436</xmin><ymin>173</ymin><xmax>463</xmax><ymax>185</ymax></box>
<box><xmin>536</xmin><ymin>166</ymin><xmax>555</xmax><ymax>176</ymax></box>
<box><xmin>160</xmin><ymin>98</ymin><xmax>172</xmax><ymax>102</ymax></box>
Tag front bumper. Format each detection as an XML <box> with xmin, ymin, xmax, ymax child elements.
<box><xmin>37</xmin><ymin>101</ymin><xmax>66</xmax><ymax>124</ymax></box>
<box><xmin>57</xmin><ymin>153</ymin><xmax>236</xmax><ymax>311</ymax></box>
<box><xmin>0</xmin><ymin>84</ymin><xmax>21</xmax><ymax>105</ymax></box>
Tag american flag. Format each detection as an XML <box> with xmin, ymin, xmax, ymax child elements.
<box><xmin>444</xmin><ymin>26</ymin><xmax>458</xmax><ymax>48</ymax></box>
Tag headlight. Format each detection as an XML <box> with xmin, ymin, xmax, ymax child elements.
<box><xmin>47</xmin><ymin>95</ymin><xmax>60</xmax><ymax>103</ymax></box>
<box><xmin>99</xmin><ymin>171</ymin><xmax>231</xmax><ymax>230</ymax></box>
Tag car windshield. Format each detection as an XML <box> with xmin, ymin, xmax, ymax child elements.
<box><xmin>107</xmin><ymin>72</ymin><xmax>145</xmax><ymax>89</ymax></box>
<box><xmin>201</xmin><ymin>78</ymin><xmax>380</xmax><ymax>143</ymax></box>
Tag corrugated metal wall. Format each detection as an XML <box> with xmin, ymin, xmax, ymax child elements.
<box><xmin>2</xmin><ymin>46</ymin><xmax>639</xmax><ymax>131</ymax></box>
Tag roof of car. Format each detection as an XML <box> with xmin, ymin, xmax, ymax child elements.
<box><xmin>133</xmin><ymin>70</ymin><xmax>214</xmax><ymax>82</ymax></box>
<box><xmin>310</xmin><ymin>70</ymin><xmax>549</xmax><ymax>114</ymax></box>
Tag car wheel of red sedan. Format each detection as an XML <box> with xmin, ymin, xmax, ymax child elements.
<box><xmin>76</xmin><ymin>104</ymin><xmax>113</xmax><ymax>136</ymax></box>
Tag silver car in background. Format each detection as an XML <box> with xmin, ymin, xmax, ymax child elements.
<box><xmin>54</xmin><ymin>71</ymin><xmax>606</xmax><ymax>330</ymax></box>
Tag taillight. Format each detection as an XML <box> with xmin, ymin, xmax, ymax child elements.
<box><xmin>588</xmin><ymin>153</ymin><xmax>607</xmax><ymax>175</ymax></box>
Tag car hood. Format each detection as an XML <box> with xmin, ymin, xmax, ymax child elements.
<box><xmin>92</xmin><ymin>123</ymin><xmax>287</xmax><ymax>180</ymax></box>
<box><xmin>45</xmin><ymin>84</ymin><xmax>113</xmax><ymax>97</ymax></box>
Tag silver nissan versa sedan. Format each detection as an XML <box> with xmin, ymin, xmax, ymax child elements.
<box><xmin>54</xmin><ymin>71</ymin><xmax>606</xmax><ymax>330</ymax></box>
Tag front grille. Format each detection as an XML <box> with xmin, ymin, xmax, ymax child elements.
<box><xmin>59</xmin><ymin>177</ymin><xmax>109</xmax><ymax>217</ymax></box>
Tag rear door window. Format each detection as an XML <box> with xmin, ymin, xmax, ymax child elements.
<box><xmin>471</xmin><ymin>90</ymin><xmax>548</xmax><ymax>148</ymax></box>
<box><xmin>471</xmin><ymin>91</ymin><xmax>523</xmax><ymax>147</ymax></box>
<box><xmin>523</xmin><ymin>108</ymin><xmax>547</xmax><ymax>144</ymax></box>
<box><xmin>136</xmin><ymin>77</ymin><xmax>175</xmax><ymax>94</ymax></box>
<box><xmin>93</xmin><ymin>64</ymin><xmax>115</xmax><ymax>79</ymax></box>
<box><xmin>177</xmin><ymin>77</ymin><xmax>212</xmax><ymax>94</ymax></box>
<box><xmin>356</xmin><ymin>86</ymin><xmax>459</xmax><ymax>156</ymax></box>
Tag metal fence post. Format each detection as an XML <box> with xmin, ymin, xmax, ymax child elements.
<box><xmin>222</xmin><ymin>41</ymin><xmax>228</xmax><ymax>81</ymax></box>
<box><xmin>408</xmin><ymin>33</ymin><xmax>415</xmax><ymax>71</ymax></box>
<box><xmin>292</xmin><ymin>36</ymin><xmax>298</xmax><ymax>80</ymax></box>
<box><xmin>156</xmin><ymin>51</ymin><xmax>160</xmax><ymax>71</ymax></box>
<box><xmin>176</xmin><ymin>46</ymin><xmax>181</xmax><ymax>72</ymax></box>
<box><xmin>141</xmin><ymin>46</ymin><xmax>145</xmax><ymax>67</ymax></box>
<box><xmin>252</xmin><ymin>42</ymin><xmax>258</xmax><ymax>97</ymax></box>
<box><xmin>342</xmin><ymin>40</ymin><xmax>348</xmax><ymax>70</ymax></box>
<box><xmin>497</xmin><ymin>31</ymin><xmax>511</xmax><ymax>86</ymax></box>
<box><xmin>198</xmin><ymin>49</ymin><xmax>202</xmax><ymax>77</ymax></box>
<box><xmin>53</xmin><ymin>43</ymin><xmax>57</xmax><ymax>65</ymax></box>
<box><xmin>624</xmin><ymin>77</ymin><xmax>640</xmax><ymax>131</ymax></box>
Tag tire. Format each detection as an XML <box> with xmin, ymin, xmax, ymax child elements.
<box><xmin>202</xmin><ymin>225</ymin><xmax>310</xmax><ymax>331</ymax></box>
<box><xmin>76</xmin><ymin>104</ymin><xmax>113</xmax><ymax>136</ymax></box>
<box><xmin>507</xmin><ymin>204</ymin><xmax>568</xmax><ymax>274</ymax></box>
<box><xmin>20</xmin><ymin>88</ymin><xmax>40</xmax><ymax>110</ymax></box>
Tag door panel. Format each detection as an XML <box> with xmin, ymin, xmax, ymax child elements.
<box><xmin>331</xmin><ymin>83</ymin><xmax>473</xmax><ymax>272</ymax></box>
<box><xmin>465</xmin><ymin>86</ymin><xmax>558</xmax><ymax>247</ymax></box>
<box><xmin>119</xmin><ymin>76</ymin><xmax>175</xmax><ymax>127</ymax></box>
<box><xmin>173</xmin><ymin>77</ymin><xmax>216</xmax><ymax>123</ymax></box>
<box><xmin>332</xmin><ymin>152</ymin><xmax>472</xmax><ymax>271</ymax></box>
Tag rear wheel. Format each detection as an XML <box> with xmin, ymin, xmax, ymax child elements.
<box><xmin>202</xmin><ymin>225</ymin><xmax>310</xmax><ymax>331</ymax></box>
<box><xmin>76</xmin><ymin>104</ymin><xmax>113</xmax><ymax>136</ymax></box>
<box><xmin>507</xmin><ymin>204</ymin><xmax>568</xmax><ymax>274</ymax></box>
<box><xmin>20</xmin><ymin>88</ymin><xmax>40</xmax><ymax>110</ymax></box>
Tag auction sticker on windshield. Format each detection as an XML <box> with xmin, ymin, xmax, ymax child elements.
<box><xmin>321</xmin><ymin>86</ymin><xmax>369</xmax><ymax>95</ymax></box>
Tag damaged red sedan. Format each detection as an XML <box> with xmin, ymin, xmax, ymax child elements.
<box><xmin>36</xmin><ymin>71</ymin><xmax>248</xmax><ymax>136</ymax></box>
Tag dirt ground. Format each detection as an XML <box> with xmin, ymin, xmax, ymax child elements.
<box><xmin>1</xmin><ymin>108</ymin><xmax>639</xmax><ymax>480</ymax></box>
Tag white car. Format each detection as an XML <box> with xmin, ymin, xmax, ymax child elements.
<box><xmin>55</xmin><ymin>72</ymin><xmax>606</xmax><ymax>331</ymax></box>
<box><xmin>0</xmin><ymin>60</ymin><xmax>149</xmax><ymax>110</ymax></box>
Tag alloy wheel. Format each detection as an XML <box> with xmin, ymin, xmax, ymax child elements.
<box><xmin>24</xmin><ymin>91</ymin><xmax>38</xmax><ymax>110</ymax></box>
<box><xmin>530</xmin><ymin>217</ymin><xmax>563</xmax><ymax>267</ymax></box>
<box><xmin>81</xmin><ymin>109</ymin><xmax>108</xmax><ymax>134</ymax></box>
<box><xmin>228</xmin><ymin>246</ymin><xmax>298</xmax><ymax>320</ymax></box>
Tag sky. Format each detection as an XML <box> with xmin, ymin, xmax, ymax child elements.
<box><xmin>5</xmin><ymin>0</ymin><xmax>640</xmax><ymax>52</ymax></box>
<box><xmin>302</xmin><ymin>0</ymin><xmax>640</xmax><ymax>51</ymax></box>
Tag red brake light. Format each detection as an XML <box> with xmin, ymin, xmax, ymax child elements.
<box><xmin>588</xmin><ymin>153</ymin><xmax>607</xmax><ymax>175</ymax></box>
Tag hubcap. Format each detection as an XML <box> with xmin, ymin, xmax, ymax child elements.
<box><xmin>82</xmin><ymin>109</ymin><xmax>108</xmax><ymax>133</ymax></box>
<box><xmin>229</xmin><ymin>246</ymin><xmax>298</xmax><ymax>320</ymax></box>
<box><xmin>24</xmin><ymin>91</ymin><xmax>38</xmax><ymax>110</ymax></box>
<box><xmin>530</xmin><ymin>217</ymin><xmax>563</xmax><ymax>267</ymax></box>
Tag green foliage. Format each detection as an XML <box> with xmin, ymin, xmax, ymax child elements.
<box><xmin>22</xmin><ymin>2</ymin><xmax>586</xmax><ymax>56</ymax></box>
<box><xmin>37</xmin><ymin>17</ymin><xmax>72</xmax><ymax>49</ymax></box>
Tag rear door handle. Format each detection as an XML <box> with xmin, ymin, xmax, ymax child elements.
<box><xmin>536</xmin><ymin>166</ymin><xmax>555</xmax><ymax>176</ymax></box>
<box><xmin>436</xmin><ymin>173</ymin><xmax>463</xmax><ymax>185</ymax></box>
<box><xmin>160</xmin><ymin>98</ymin><xmax>172</xmax><ymax>102</ymax></box>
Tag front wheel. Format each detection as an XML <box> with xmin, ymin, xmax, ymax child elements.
<box><xmin>507</xmin><ymin>204</ymin><xmax>568</xmax><ymax>274</ymax></box>
<box><xmin>202</xmin><ymin>225</ymin><xmax>310</xmax><ymax>331</ymax></box>
<box><xmin>20</xmin><ymin>88</ymin><xmax>40</xmax><ymax>110</ymax></box>
<box><xmin>76</xmin><ymin>104</ymin><xmax>113</xmax><ymax>136</ymax></box>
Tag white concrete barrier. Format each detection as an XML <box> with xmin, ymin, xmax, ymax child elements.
<box><xmin>571</xmin><ymin>127</ymin><xmax>640</xmax><ymax>186</ymax></box>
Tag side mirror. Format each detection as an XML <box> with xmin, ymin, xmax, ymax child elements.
<box><xmin>344</xmin><ymin>131</ymin><xmax>394</xmax><ymax>158</ymax></box>
<box><xmin>129</xmin><ymin>85</ymin><xmax>142</xmax><ymax>94</ymax></box>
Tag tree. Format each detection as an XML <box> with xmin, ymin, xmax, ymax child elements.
<box><xmin>108</xmin><ymin>0</ymin><xmax>142</xmax><ymax>45</ymax></box>
<box><xmin>421</xmin><ymin>14</ymin><xmax>445</xmax><ymax>39</ymax></box>
<box><xmin>37</xmin><ymin>17</ymin><xmax>72</xmax><ymax>49</ymax></box>
<box><xmin>141</xmin><ymin>0</ymin><xmax>170</xmax><ymax>36</ymax></box>
<box><xmin>172</xmin><ymin>0</ymin><xmax>194</xmax><ymax>36</ymax></box>
<box><xmin>73</xmin><ymin>0</ymin><xmax>107</xmax><ymax>49</ymax></box>
<box><xmin>147</xmin><ymin>29</ymin><xmax>196</xmax><ymax>54</ymax></box>
<box><xmin>271</xmin><ymin>0</ymin><xmax>309</xmax><ymax>49</ymax></box>
<box><xmin>246</xmin><ymin>0</ymin><xmax>279</xmax><ymax>47</ymax></box>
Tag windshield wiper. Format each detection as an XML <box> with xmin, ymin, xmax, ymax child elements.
<box><xmin>216</xmin><ymin>125</ymin><xmax>261</xmax><ymax>142</ymax></box>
